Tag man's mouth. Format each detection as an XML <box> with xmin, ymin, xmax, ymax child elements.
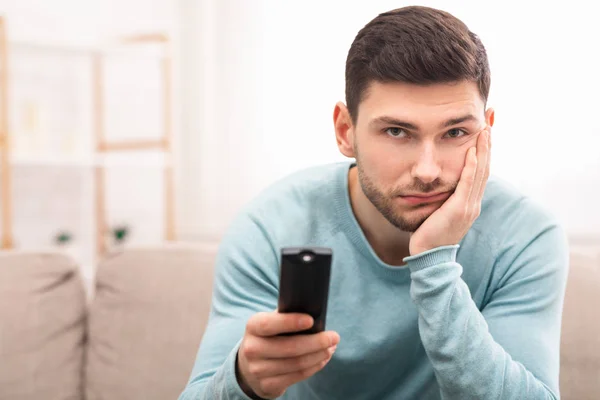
<box><xmin>398</xmin><ymin>191</ymin><xmax>451</xmax><ymax>205</ymax></box>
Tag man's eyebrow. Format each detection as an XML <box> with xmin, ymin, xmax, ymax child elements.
<box><xmin>369</xmin><ymin>114</ymin><xmax>479</xmax><ymax>130</ymax></box>
<box><xmin>441</xmin><ymin>114</ymin><xmax>478</xmax><ymax>128</ymax></box>
<box><xmin>369</xmin><ymin>116</ymin><xmax>419</xmax><ymax>130</ymax></box>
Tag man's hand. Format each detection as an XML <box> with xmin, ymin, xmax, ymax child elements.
<box><xmin>236</xmin><ymin>311</ymin><xmax>340</xmax><ymax>399</ymax></box>
<box><xmin>409</xmin><ymin>128</ymin><xmax>491</xmax><ymax>256</ymax></box>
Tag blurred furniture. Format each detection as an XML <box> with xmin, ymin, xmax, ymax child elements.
<box><xmin>0</xmin><ymin>243</ymin><xmax>215</xmax><ymax>400</ymax></box>
<box><xmin>0</xmin><ymin>14</ymin><xmax>176</xmax><ymax>264</ymax></box>
<box><xmin>0</xmin><ymin>239</ymin><xmax>598</xmax><ymax>400</ymax></box>
<box><xmin>93</xmin><ymin>32</ymin><xmax>175</xmax><ymax>256</ymax></box>
<box><xmin>559</xmin><ymin>236</ymin><xmax>600</xmax><ymax>400</ymax></box>
<box><xmin>0</xmin><ymin>17</ymin><xmax>13</xmax><ymax>249</ymax></box>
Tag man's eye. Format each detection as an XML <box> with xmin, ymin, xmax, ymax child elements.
<box><xmin>445</xmin><ymin>128</ymin><xmax>467</xmax><ymax>138</ymax></box>
<box><xmin>385</xmin><ymin>127</ymin><xmax>408</xmax><ymax>138</ymax></box>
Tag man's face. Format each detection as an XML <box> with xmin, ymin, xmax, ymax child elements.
<box><xmin>349</xmin><ymin>80</ymin><xmax>490</xmax><ymax>232</ymax></box>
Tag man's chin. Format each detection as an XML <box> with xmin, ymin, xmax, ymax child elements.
<box><xmin>389</xmin><ymin>207</ymin><xmax>437</xmax><ymax>232</ymax></box>
<box><xmin>388</xmin><ymin>218</ymin><xmax>426</xmax><ymax>233</ymax></box>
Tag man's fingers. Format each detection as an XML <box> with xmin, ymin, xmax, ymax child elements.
<box><xmin>247</xmin><ymin>312</ymin><xmax>313</xmax><ymax>337</ymax></box>
<box><xmin>464</xmin><ymin>128</ymin><xmax>490</xmax><ymax>213</ymax></box>
<box><xmin>454</xmin><ymin>146</ymin><xmax>478</xmax><ymax>204</ymax></box>
<box><xmin>251</xmin><ymin>346</ymin><xmax>336</xmax><ymax>378</ymax></box>
<box><xmin>470</xmin><ymin>129</ymin><xmax>488</xmax><ymax>195</ymax></box>
<box><xmin>476</xmin><ymin>129</ymin><xmax>491</xmax><ymax>204</ymax></box>
<box><xmin>260</xmin><ymin>331</ymin><xmax>340</xmax><ymax>359</ymax></box>
<box><xmin>257</xmin><ymin>357</ymin><xmax>332</xmax><ymax>397</ymax></box>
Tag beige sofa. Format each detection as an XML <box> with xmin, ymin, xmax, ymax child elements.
<box><xmin>0</xmin><ymin>243</ymin><xmax>216</xmax><ymax>400</ymax></box>
<box><xmin>0</xmin><ymin>240</ymin><xmax>598</xmax><ymax>399</ymax></box>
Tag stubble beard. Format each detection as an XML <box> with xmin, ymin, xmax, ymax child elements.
<box><xmin>356</xmin><ymin>166</ymin><xmax>426</xmax><ymax>232</ymax></box>
<box><xmin>355</xmin><ymin>160</ymin><xmax>455</xmax><ymax>233</ymax></box>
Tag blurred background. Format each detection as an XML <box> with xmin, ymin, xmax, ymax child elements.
<box><xmin>0</xmin><ymin>0</ymin><xmax>597</xmax><ymax>287</ymax></box>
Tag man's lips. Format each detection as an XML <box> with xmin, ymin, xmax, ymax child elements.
<box><xmin>398</xmin><ymin>191</ymin><xmax>451</xmax><ymax>205</ymax></box>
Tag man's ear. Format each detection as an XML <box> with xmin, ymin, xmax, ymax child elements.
<box><xmin>485</xmin><ymin>107</ymin><xmax>495</xmax><ymax>128</ymax></box>
<box><xmin>334</xmin><ymin>102</ymin><xmax>356</xmax><ymax>158</ymax></box>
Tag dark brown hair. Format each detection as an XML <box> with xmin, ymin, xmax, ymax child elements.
<box><xmin>345</xmin><ymin>6</ymin><xmax>490</xmax><ymax>123</ymax></box>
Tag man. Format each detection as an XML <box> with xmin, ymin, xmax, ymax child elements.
<box><xmin>180</xmin><ymin>6</ymin><xmax>569</xmax><ymax>400</ymax></box>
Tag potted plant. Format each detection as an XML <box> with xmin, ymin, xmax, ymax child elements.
<box><xmin>54</xmin><ymin>230</ymin><xmax>77</xmax><ymax>260</ymax></box>
<box><xmin>108</xmin><ymin>224</ymin><xmax>130</xmax><ymax>252</ymax></box>
<box><xmin>55</xmin><ymin>231</ymin><xmax>72</xmax><ymax>245</ymax></box>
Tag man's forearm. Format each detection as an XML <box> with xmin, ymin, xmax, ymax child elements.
<box><xmin>404</xmin><ymin>245</ymin><xmax>558</xmax><ymax>400</ymax></box>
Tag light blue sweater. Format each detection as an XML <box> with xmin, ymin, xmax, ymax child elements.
<box><xmin>179</xmin><ymin>162</ymin><xmax>569</xmax><ymax>400</ymax></box>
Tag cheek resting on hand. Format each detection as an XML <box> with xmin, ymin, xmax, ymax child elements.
<box><xmin>457</xmin><ymin>129</ymin><xmax>485</xmax><ymax>147</ymax></box>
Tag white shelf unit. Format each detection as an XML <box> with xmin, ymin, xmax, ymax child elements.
<box><xmin>0</xmin><ymin>16</ymin><xmax>175</xmax><ymax>269</ymax></box>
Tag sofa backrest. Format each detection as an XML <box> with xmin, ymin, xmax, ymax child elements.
<box><xmin>84</xmin><ymin>243</ymin><xmax>216</xmax><ymax>400</ymax></box>
<box><xmin>560</xmin><ymin>247</ymin><xmax>600</xmax><ymax>399</ymax></box>
<box><xmin>0</xmin><ymin>251</ymin><xmax>86</xmax><ymax>400</ymax></box>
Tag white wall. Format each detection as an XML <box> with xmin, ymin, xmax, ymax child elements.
<box><xmin>179</xmin><ymin>0</ymin><xmax>600</xmax><ymax>240</ymax></box>
<box><xmin>176</xmin><ymin>0</ymin><xmax>268</xmax><ymax>241</ymax></box>
<box><xmin>0</xmin><ymin>0</ymin><xmax>175</xmax><ymax>44</ymax></box>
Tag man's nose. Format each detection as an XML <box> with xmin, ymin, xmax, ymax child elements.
<box><xmin>411</xmin><ymin>143</ymin><xmax>441</xmax><ymax>184</ymax></box>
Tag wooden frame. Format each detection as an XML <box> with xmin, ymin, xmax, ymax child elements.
<box><xmin>93</xmin><ymin>33</ymin><xmax>175</xmax><ymax>256</ymax></box>
<box><xmin>0</xmin><ymin>20</ymin><xmax>175</xmax><ymax>255</ymax></box>
<box><xmin>0</xmin><ymin>16</ymin><xmax>13</xmax><ymax>249</ymax></box>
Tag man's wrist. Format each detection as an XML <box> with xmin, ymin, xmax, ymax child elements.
<box><xmin>403</xmin><ymin>244</ymin><xmax>460</xmax><ymax>271</ymax></box>
<box><xmin>235</xmin><ymin>351</ymin><xmax>266</xmax><ymax>400</ymax></box>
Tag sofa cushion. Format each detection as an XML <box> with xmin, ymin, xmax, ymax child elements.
<box><xmin>0</xmin><ymin>251</ymin><xmax>86</xmax><ymax>400</ymax></box>
<box><xmin>560</xmin><ymin>250</ymin><xmax>600</xmax><ymax>399</ymax></box>
<box><xmin>85</xmin><ymin>243</ymin><xmax>216</xmax><ymax>400</ymax></box>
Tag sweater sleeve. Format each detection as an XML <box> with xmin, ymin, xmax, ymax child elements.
<box><xmin>178</xmin><ymin>213</ymin><xmax>280</xmax><ymax>400</ymax></box>
<box><xmin>404</xmin><ymin>222</ymin><xmax>569</xmax><ymax>399</ymax></box>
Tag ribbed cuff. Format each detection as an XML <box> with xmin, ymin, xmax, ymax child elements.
<box><xmin>403</xmin><ymin>245</ymin><xmax>460</xmax><ymax>272</ymax></box>
<box><xmin>225</xmin><ymin>340</ymin><xmax>256</xmax><ymax>400</ymax></box>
